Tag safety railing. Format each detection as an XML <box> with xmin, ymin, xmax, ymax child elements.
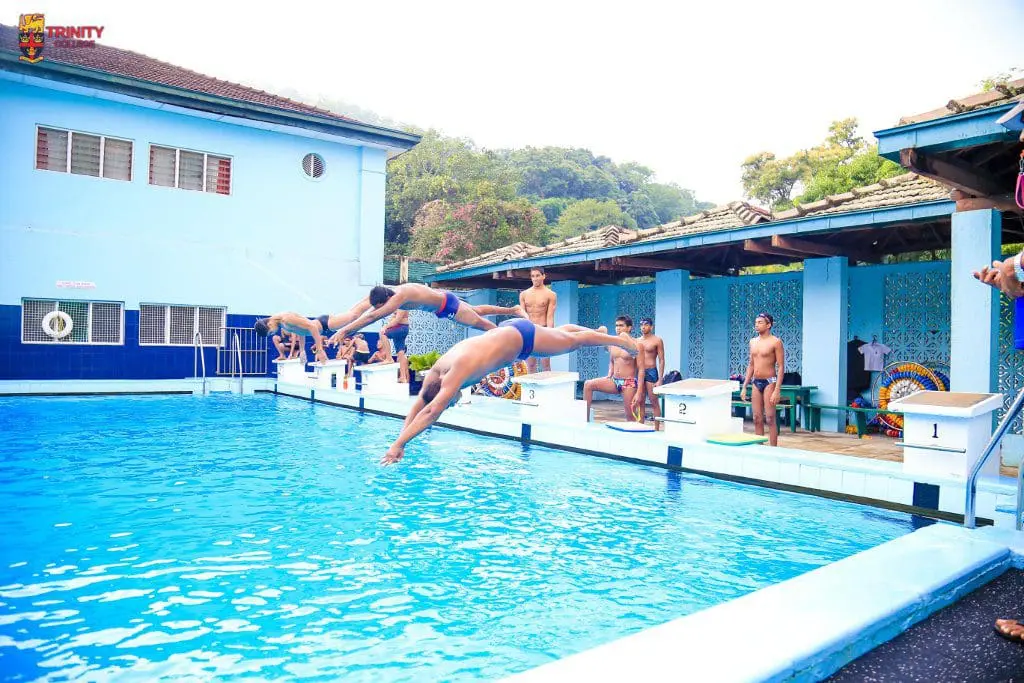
<box><xmin>233</xmin><ymin>331</ymin><xmax>244</xmax><ymax>394</ymax></box>
<box><xmin>964</xmin><ymin>386</ymin><xmax>1024</xmax><ymax>528</ymax></box>
<box><xmin>217</xmin><ymin>326</ymin><xmax>267</xmax><ymax>377</ymax></box>
<box><xmin>193</xmin><ymin>331</ymin><xmax>207</xmax><ymax>395</ymax></box>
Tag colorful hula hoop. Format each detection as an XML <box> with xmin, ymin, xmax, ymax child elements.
<box><xmin>479</xmin><ymin>360</ymin><xmax>529</xmax><ymax>399</ymax></box>
<box><xmin>876</xmin><ymin>361</ymin><xmax>948</xmax><ymax>435</ymax></box>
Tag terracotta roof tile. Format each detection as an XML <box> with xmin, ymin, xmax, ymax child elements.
<box><xmin>898</xmin><ymin>78</ymin><xmax>1024</xmax><ymax>125</ymax></box>
<box><xmin>0</xmin><ymin>23</ymin><xmax>358</xmax><ymax>123</ymax></box>
<box><xmin>436</xmin><ymin>176</ymin><xmax>953</xmax><ymax>275</ymax></box>
<box><xmin>437</xmin><ymin>202</ymin><xmax>768</xmax><ymax>273</ymax></box>
<box><xmin>783</xmin><ymin>173</ymin><xmax>950</xmax><ymax>217</ymax></box>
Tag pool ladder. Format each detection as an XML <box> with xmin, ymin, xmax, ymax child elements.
<box><xmin>193</xmin><ymin>332</ymin><xmax>208</xmax><ymax>396</ymax></box>
<box><xmin>232</xmin><ymin>331</ymin><xmax>244</xmax><ymax>395</ymax></box>
<box><xmin>965</xmin><ymin>386</ymin><xmax>1024</xmax><ymax>529</ymax></box>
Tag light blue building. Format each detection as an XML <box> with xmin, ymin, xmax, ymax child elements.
<box><xmin>0</xmin><ymin>24</ymin><xmax>419</xmax><ymax>380</ymax></box>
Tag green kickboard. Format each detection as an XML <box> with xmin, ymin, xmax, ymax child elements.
<box><xmin>706</xmin><ymin>433</ymin><xmax>769</xmax><ymax>446</ymax></box>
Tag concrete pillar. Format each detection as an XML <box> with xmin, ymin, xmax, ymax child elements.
<box><xmin>801</xmin><ymin>257</ymin><xmax>848</xmax><ymax>432</ymax></box>
<box><xmin>703</xmin><ymin>277</ymin><xmax>730</xmax><ymax>378</ymax></box>
<box><xmin>950</xmin><ymin>209</ymin><xmax>1000</xmax><ymax>393</ymax></box>
<box><xmin>655</xmin><ymin>269</ymin><xmax>690</xmax><ymax>376</ymax></box>
<box><xmin>550</xmin><ymin>280</ymin><xmax>579</xmax><ymax>372</ymax></box>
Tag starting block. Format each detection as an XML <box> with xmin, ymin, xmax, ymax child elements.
<box><xmin>654</xmin><ymin>378</ymin><xmax>741</xmax><ymax>442</ymax></box>
<box><xmin>358</xmin><ymin>361</ymin><xmax>406</xmax><ymax>396</ymax></box>
<box><xmin>511</xmin><ymin>371</ymin><xmax>587</xmax><ymax>422</ymax></box>
<box><xmin>889</xmin><ymin>390</ymin><xmax>1004</xmax><ymax>479</ymax></box>
<box><xmin>273</xmin><ymin>357</ymin><xmax>306</xmax><ymax>385</ymax></box>
<box><xmin>307</xmin><ymin>359</ymin><xmax>349</xmax><ymax>390</ymax></box>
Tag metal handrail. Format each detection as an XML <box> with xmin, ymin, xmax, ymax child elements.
<box><xmin>964</xmin><ymin>386</ymin><xmax>1024</xmax><ymax>528</ymax></box>
<box><xmin>194</xmin><ymin>331</ymin><xmax>207</xmax><ymax>395</ymax></box>
<box><xmin>233</xmin><ymin>331</ymin><xmax>244</xmax><ymax>394</ymax></box>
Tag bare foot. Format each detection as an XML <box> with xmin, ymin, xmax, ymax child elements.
<box><xmin>512</xmin><ymin>305</ymin><xmax>527</xmax><ymax>318</ymax></box>
<box><xmin>996</xmin><ymin>619</ymin><xmax>1024</xmax><ymax>642</ymax></box>
<box><xmin>596</xmin><ymin>325</ymin><xmax>608</xmax><ymax>334</ymax></box>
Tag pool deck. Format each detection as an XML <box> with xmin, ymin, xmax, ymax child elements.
<box><xmin>591</xmin><ymin>400</ymin><xmax>1020</xmax><ymax>478</ymax></box>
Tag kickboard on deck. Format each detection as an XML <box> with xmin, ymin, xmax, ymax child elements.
<box><xmin>605</xmin><ymin>421</ymin><xmax>656</xmax><ymax>432</ymax></box>
<box><xmin>706</xmin><ymin>433</ymin><xmax>768</xmax><ymax>446</ymax></box>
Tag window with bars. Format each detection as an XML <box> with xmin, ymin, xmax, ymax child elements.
<box><xmin>35</xmin><ymin>126</ymin><xmax>133</xmax><ymax>181</ymax></box>
<box><xmin>21</xmin><ymin>299</ymin><xmax>124</xmax><ymax>344</ymax></box>
<box><xmin>139</xmin><ymin>304</ymin><xmax>226</xmax><ymax>346</ymax></box>
<box><xmin>149</xmin><ymin>145</ymin><xmax>232</xmax><ymax>195</ymax></box>
<box><xmin>302</xmin><ymin>153</ymin><xmax>326</xmax><ymax>179</ymax></box>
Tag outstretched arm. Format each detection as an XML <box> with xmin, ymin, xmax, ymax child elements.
<box><xmin>383</xmin><ymin>383</ymin><xmax>460</xmax><ymax>465</ymax></box>
<box><xmin>336</xmin><ymin>296</ymin><xmax>404</xmax><ymax>339</ymax></box>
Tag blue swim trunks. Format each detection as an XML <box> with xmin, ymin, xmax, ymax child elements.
<box><xmin>499</xmin><ymin>318</ymin><xmax>536</xmax><ymax>361</ymax></box>
<box><xmin>435</xmin><ymin>291</ymin><xmax>461</xmax><ymax>320</ymax></box>
<box><xmin>386</xmin><ymin>324</ymin><xmax>409</xmax><ymax>354</ymax></box>
<box><xmin>644</xmin><ymin>368</ymin><xmax>659</xmax><ymax>383</ymax></box>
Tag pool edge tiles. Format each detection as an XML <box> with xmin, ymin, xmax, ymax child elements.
<box><xmin>501</xmin><ymin>523</ymin><xmax>1019</xmax><ymax>683</ymax></box>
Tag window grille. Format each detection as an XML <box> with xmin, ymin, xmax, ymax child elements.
<box><xmin>139</xmin><ymin>304</ymin><xmax>167</xmax><ymax>345</ymax></box>
<box><xmin>302</xmin><ymin>153</ymin><xmax>325</xmax><ymax>179</ymax></box>
<box><xmin>149</xmin><ymin>145</ymin><xmax>177</xmax><ymax>187</ymax></box>
<box><xmin>139</xmin><ymin>304</ymin><xmax>226</xmax><ymax>346</ymax></box>
<box><xmin>21</xmin><ymin>299</ymin><xmax>124</xmax><ymax>344</ymax></box>
<box><xmin>36</xmin><ymin>127</ymin><xmax>132</xmax><ymax>181</ymax></box>
<box><xmin>148</xmin><ymin>145</ymin><xmax>231</xmax><ymax>194</ymax></box>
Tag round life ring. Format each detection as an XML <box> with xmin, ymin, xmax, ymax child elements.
<box><xmin>42</xmin><ymin>311</ymin><xmax>74</xmax><ymax>340</ymax></box>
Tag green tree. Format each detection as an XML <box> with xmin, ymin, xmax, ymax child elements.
<box><xmin>741</xmin><ymin>118</ymin><xmax>905</xmax><ymax>210</ymax></box>
<box><xmin>385</xmin><ymin>130</ymin><xmax>517</xmax><ymax>252</ymax></box>
<box><xmin>555</xmin><ymin>199</ymin><xmax>636</xmax><ymax>239</ymax></box>
<box><xmin>409</xmin><ymin>197</ymin><xmax>545</xmax><ymax>263</ymax></box>
<box><xmin>646</xmin><ymin>182</ymin><xmax>713</xmax><ymax>223</ymax></box>
<box><xmin>741</xmin><ymin>152</ymin><xmax>802</xmax><ymax>209</ymax></box>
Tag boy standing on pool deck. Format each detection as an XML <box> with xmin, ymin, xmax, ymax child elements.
<box><xmin>740</xmin><ymin>312</ymin><xmax>785</xmax><ymax>446</ymax></box>
<box><xmin>632</xmin><ymin>317</ymin><xmax>665</xmax><ymax>429</ymax></box>
<box><xmin>519</xmin><ymin>267</ymin><xmax>557</xmax><ymax>373</ymax></box>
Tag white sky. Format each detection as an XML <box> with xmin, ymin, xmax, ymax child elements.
<box><xmin>12</xmin><ymin>0</ymin><xmax>1024</xmax><ymax>205</ymax></box>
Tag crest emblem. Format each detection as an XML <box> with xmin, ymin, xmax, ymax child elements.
<box><xmin>18</xmin><ymin>13</ymin><xmax>45</xmax><ymax>63</ymax></box>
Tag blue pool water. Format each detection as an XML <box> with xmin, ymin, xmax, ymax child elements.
<box><xmin>0</xmin><ymin>394</ymin><xmax>922</xmax><ymax>681</ymax></box>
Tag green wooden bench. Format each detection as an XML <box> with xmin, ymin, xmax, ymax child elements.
<box><xmin>805</xmin><ymin>403</ymin><xmax>903</xmax><ymax>437</ymax></box>
<box><xmin>731</xmin><ymin>401</ymin><xmax>788</xmax><ymax>428</ymax></box>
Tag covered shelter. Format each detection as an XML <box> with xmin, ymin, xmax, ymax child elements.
<box><xmin>876</xmin><ymin>78</ymin><xmax>1024</xmax><ymax>396</ymax></box>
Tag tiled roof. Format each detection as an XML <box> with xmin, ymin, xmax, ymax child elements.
<box><xmin>437</xmin><ymin>202</ymin><xmax>768</xmax><ymax>273</ymax></box>
<box><xmin>436</xmin><ymin>176</ymin><xmax>953</xmax><ymax>275</ymax></box>
<box><xmin>0</xmin><ymin>23</ymin><xmax>358</xmax><ymax>123</ymax></box>
<box><xmin>898</xmin><ymin>77</ymin><xmax>1024</xmax><ymax>125</ymax></box>
<box><xmin>772</xmin><ymin>173</ymin><xmax>950</xmax><ymax>219</ymax></box>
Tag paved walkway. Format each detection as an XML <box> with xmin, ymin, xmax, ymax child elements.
<box><xmin>828</xmin><ymin>569</ymin><xmax>1024</xmax><ymax>682</ymax></box>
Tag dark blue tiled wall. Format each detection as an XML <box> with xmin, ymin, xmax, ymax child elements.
<box><xmin>0</xmin><ymin>306</ymin><xmax>384</xmax><ymax>381</ymax></box>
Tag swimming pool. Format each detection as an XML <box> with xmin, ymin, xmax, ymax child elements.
<box><xmin>0</xmin><ymin>394</ymin><xmax>921</xmax><ymax>681</ymax></box>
